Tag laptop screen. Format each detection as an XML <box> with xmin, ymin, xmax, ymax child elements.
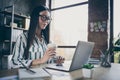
<box><xmin>70</xmin><ymin>41</ymin><xmax>95</xmax><ymax>71</ymax></box>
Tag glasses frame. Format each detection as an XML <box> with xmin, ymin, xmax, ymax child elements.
<box><xmin>39</xmin><ymin>15</ymin><xmax>52</xmax><ymax>23</ymax></box>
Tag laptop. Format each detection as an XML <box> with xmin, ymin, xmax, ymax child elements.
<box><xmin>46</xmin><ymin>41</ymin><xmax>95</xmax><ymax>72</ymax></box>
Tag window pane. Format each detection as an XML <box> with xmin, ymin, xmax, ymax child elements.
<box><xmin>114</xmin><ymin>0</ymin><xmax>120</xmax><ymax>37</ymax></box>
<box><xmin>56</xmin><ymin>48</ymin><xmax>76</xmax><ymax>60</ymax></box>
<box><xmin>52</xmin><ymin>0</ymin><xmax>88</xmax><ymax>8</ymax></box>
<box><xmin>50</xmin><ymin>4</ymin><xmax>88</xmax><ymax>46</ymax></box>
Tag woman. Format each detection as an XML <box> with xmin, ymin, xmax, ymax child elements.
<box><xmin>11</xmin><ymin>5</ymin><xmax>64</xmax><ymax>68</ymax></box>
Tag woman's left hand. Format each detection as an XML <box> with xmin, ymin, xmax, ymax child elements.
<box><xmin>55</xmin><ymin>56</ymin><xmax>65</xmax><ymax>66</ymax></box>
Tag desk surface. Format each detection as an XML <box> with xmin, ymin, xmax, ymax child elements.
<box><xmin>0</xmin><ymin>63</ymin><xmax>120</xmax><ymax>80</ymax></box>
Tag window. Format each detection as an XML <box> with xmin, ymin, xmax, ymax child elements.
<box><xmin>114</xmin><ymin>0</ymin><xmax>120</xmax><ymax>37</ymax></box>
<box><xmin>51</xmin><ymin>0</ymin><xmax>88</xmax><ymax>8</ymax></box>
<box><xmin>113</xmin><ymin>0</ymin><xmax>120</xmax><ymax>63</ymax></box>
<box><xmin>49</xmin><ymin>1</ymin><xmax>88</xmax><ymax>60</ymax></box>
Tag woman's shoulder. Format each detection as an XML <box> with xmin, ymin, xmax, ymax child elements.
<box><xmin>18</xmin><ymin>31</ymin><xmax>28</xmax><ymax>39</ymax></box>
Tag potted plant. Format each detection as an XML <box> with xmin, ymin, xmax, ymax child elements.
<box><xmin>113</xmin><ymin>33</ymin><xmax>120</xmax><ymax>63</ymax></box>
<box><xmin>82</xmin><ymin>63</ymin><xmax>94</xmax><ymax>78</ymax></box>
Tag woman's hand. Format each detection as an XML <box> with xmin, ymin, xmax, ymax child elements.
<box><xmin>31</xmin><ymin>48</ymin><xmax>56</xmax><ymax>66</ymax></box>
<box><xmin>41</xmin><ymin>48</ymin><xmax>56</xmax><ymax>63</ymax></box>
<box><xmin>55</xmin><ymin>56</ymin><xmax>65</xmax><ymax>66</ymax></box>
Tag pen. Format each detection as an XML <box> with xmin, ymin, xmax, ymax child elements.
<box><xmin>43</xmin><ymin>68</ymin><xmax>51</xmax><ymax>76</ymax></box>
<box><xmin>18</xmin><ymin>60</ymin><xmax>36</xmax><ymax>74</ymax></box>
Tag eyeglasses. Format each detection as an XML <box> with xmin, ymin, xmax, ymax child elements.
<box><xmin>39</xmin><ymin>15</ymin><xmax>52</xmax><ymax>23</ymax></box>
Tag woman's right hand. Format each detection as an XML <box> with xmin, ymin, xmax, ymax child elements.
<box><xmin>31</xmin><ymin>48</ymin><xmax>56</xmax><ymax>66</ymax></box>
<box><xmin>41</xmin><ymin>48</ymin><xmax>56</xmax><ymax>63</ymax></box>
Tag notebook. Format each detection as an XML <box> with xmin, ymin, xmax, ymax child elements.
<box><xmin>46</xmin><ymin>41</ymin><xmax>95</xmax><ymax>72</ymax></box>
<box><xmin>18</xmin><ymin>68</ymin><xmax>51</xmax><ymax>80</ymax></box>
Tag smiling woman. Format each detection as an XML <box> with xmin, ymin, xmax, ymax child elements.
<box><xmin>11</xmin><ymin>5</ymin><xmax>64</xmax><ymax>68</ymax></box>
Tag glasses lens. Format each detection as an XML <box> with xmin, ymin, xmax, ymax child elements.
<box><xmin>39</xmin><ymin>15</ymin><xmax>51</xmax><ymax>22</ymax></box>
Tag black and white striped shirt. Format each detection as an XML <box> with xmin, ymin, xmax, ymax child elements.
<box><xmin>11</xmin><ymin>32</ymin><xmax>52</xmax><ymax>68</ymax></box>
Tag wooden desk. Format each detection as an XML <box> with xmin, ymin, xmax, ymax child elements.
<box><xmin>0</xmin><ymin>63</ymin><xmax>120</xmax><ymax>80</ymax></box>
<box><xmin>92</xmin><ymin>63</ymin><xmax>120</xmax><ymax>80</ymax></box>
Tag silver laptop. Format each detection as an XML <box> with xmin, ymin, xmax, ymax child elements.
<box><xmin>46</xmin><ymin>41</ymin><xmax>95</xmax><ymax>72</ymax></box>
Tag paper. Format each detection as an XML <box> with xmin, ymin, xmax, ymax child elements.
<box><xmin>18</xmin><ymin>68</ymin><xmax>51</xmax><ymax>80</ymax></box>
<box><xmin>0</xmin><ymin>75</ymin><xmax>18</xmax><ymax>80</ymax></box>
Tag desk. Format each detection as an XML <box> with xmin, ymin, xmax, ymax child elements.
<box><xmin>0</xmin><ymin>63</ymin><xmax>120</xmax><ymax>80</ymax></box>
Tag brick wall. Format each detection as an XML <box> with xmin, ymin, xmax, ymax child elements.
<box><xmin>88</xmin><ymin>0</ymin><xmax>108</xmax><ymax>58</ymax></box>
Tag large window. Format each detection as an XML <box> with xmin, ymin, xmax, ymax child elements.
<box><xmin>51</xmin><ymin>0</ymin><xmax>88</xmax><ymax>8</ymax></box>
<box><xmin>113</xmin><ymin>0</ymin><xmax>120</xmax><ymax>63</ymax></box>
<box><xmin>49</xmin><ymin>0</ymin><xmax>88</xmax><ymax>60</ymax></box>
<box><xmin>114</xmin><ymin>0</ymin><xmax>120</xmax><ymax>37</ymax></box>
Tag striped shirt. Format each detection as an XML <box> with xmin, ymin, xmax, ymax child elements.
<box><xmin>11</xmin><ymin>32</ymin><xmax>53</xmax><ymax>68</ymax></box>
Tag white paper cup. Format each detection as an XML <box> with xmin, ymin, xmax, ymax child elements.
<box><xmin>47</xmin><ymin>43</ymin><xmax>57</xmax><ymax>60</ymax></box>
<box><xmin>47</xmin><ymin>43</ymin><xmax>57</xmax><ymax>50</ymax></box>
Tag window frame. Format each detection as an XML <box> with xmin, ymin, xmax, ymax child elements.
<box><xmin>48</xmin><ymin>0</ymin><xmax>88</xmax><ymax>48</ymax></box>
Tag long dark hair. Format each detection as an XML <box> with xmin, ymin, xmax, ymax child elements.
<box><xmin>24</xmin><ymin>5</ymin><xmax>50</xmax><ymax>59</ymax></box>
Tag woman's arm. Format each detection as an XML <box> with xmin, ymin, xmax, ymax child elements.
<box><xmin>11</xmin><ymin>33</ymin><xmax>32</xmax><ymax>68</ymax></box>
<box><xmin>31</xmin><ymin>48</ymin><xmax>56</xmax><ymax>66</ymax></box>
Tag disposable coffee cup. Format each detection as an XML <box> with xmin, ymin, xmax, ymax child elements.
<box><xmin>47</xmin><ymin>43</ymin><xmax>57</xmax><ymax>57</ymax></box>
<box><xmin>47</xmin><ymin>43</ymin><xmax>57</xmax><ymax>50</ymax></box>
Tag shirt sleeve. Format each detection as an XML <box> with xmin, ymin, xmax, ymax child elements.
<box><xmin>11</xmin><ymin>33</ymin><xmax>32</xmax><ymax>68</ymax></box>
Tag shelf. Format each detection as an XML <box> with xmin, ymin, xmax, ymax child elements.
<box><xmin>0</xmin><ymin>11</ymin><xmax>30</xmax><ymax>30</ymax></box>
<box><xmin>5</xmin><ymin>25</ymin><xmax>26</xmax><ymax>30</ymax></box>
<box><xmin>0</xmin><ymin>8</ymin><xmax>29</xmax><ymax>55</ymax></box>
<box><xmin>0</xmin><ymin>6</ymin><xmax>27</xmax><ymax>56</ymax></box>
<box><xmin>0</xmin><ymin>11</ymin><xmax>28</xmax><ymax>19</ymax></box>
<box><xmin>0</xmin><ymin>26</ymin><xmax>24</xmax><ymax>42</ymax></box>
<box><xmin>0</xmin><ymin>25</ymin><xmax>26</xmax><ymax>30</ymax></box>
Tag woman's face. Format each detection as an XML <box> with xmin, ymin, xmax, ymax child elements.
<box><xmin>39</xmin><ymin>10</ymin><xmax>51</xmax><ymax>30</ymax></box>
